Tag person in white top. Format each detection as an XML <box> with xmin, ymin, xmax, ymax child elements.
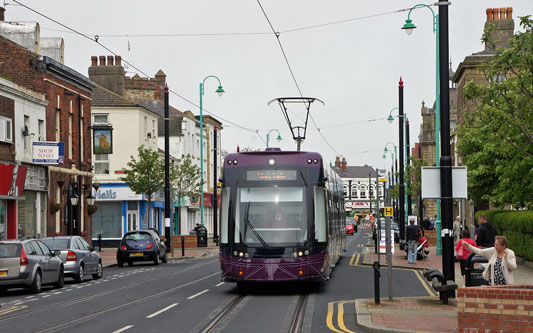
<box><xmin>463</xmin><ymin>235</ymin><xmax>517</xmax><ymax>285</ymax></box>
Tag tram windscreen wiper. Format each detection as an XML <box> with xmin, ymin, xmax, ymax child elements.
<box><xmin>243</xmin><ymin>201</ymin><xmax>269</xmax><ymax>248</ymax></box>
<box><xmin>298</xmin><ymin>170</ymin><xmax>308</xmax><ymax>187</ymax></box>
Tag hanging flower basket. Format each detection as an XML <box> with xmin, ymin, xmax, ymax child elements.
<box><xmin>50</xmin><ymin>202</ymin><xmax>61</xmax><ymax>214</ymax></box>
<box><xmin>87</xmin><ymin>204</ymin><xmax>98</xmax><ymax>215</ymax></box>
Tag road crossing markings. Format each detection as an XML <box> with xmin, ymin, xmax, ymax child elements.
<box><xmin>187</xmin><ymin>289</ymin><xmax>209</xmax><ymax>300</ymax></box>
<box><xmin>215</xmin><ymin>282</ymin><xmax>225</xmax><ymax>287</ymax></box>
<box><xmin>112</xmin><ymin>325</ymin><xmax>134</xmax><ymax>333</ymax></box>
<box><xmin>146</xmin><ymin>303</ymin><xmax>178</xmax><ymax>318</ymax></box>
<box><xmin>0</xmin><ymin>305</ymin><xmax>27</xmax><ymax>316</ymax></box>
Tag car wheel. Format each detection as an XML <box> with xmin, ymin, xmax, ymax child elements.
<box><xmin>127</xmin><ymin>260</ymin><xmax>133</xmax><ymax>267</ymax></box>
<box><xmin>74</xmin><ymin>264</ymin><xmax>84</xmax><ymax>283</ymax></box>
<box><xmin>117</xmin><ymin>258</ymin><xmax>124</xmax><ymax>267</ymax></box>
<box><xmin>92</xmin><ymin>261</ymin><xmax>103</xmax><ymax>279</ymax></box>
<box><xmin>162</xmin><ymin>252</ymin><xmax>168</xmax><ymax>264</ymax></box>
<box><xmin>29</xmin><ymin>271</ymin><xmax>42</xmax><ymax>294</ymax></box>
<box><xmin>153</xmin><ymin>252</ymin><xmax>160</xmax><ymax>265</ymax></box>
<box><xmin>54</xmin><ymin>267</ymin><xmax>65</xmax><ymax>288</ymax></box>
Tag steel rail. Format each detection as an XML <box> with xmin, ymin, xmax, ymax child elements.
<box><xmin>0</xmin><ymin>259</ymin><xmax>218</xmax><ymax>323</ymax></box>
<box><xmin>199</xmin><ymin>295</ymin><xmax>246</xmax><ymax>333</ymax></box>
<box><xmin>289</xmin><ymin>294</ymin><xmax>309</xmax><ymax>333</ymax></box>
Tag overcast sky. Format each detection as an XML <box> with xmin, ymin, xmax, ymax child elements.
<box><xmin>4</xmin><ymin>1</ymin><xmax>532</xmax><ymax>170</ymax></box>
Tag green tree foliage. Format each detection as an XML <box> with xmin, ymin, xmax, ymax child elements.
<box><xmin>405</xmin><ymin>156</ymin><xmax>430</xmax><ymax>198</ymax></box>
<box><xmin>458</xmin><ymin>16</ymin><xmax>533</xmax><ymax>208</ymax></box>
<box><xmin>170</xmin><ymin>154</ymin><xmax>203</xmax><ymax>206</ymax></box>
<box><xmin>121</xmin><ymin>145</ymin><xmax>164</xmax><ymax>225</ymax></box>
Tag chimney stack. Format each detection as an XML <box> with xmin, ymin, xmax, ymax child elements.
<box><xmin>341</xmin><ymin>157</ymin><xmax>347</xmax><ymax>172</ymax></box>
<box><xmin>0</xmin><ymin>7</ymin><xmax>5</xmax><ymax>21</ymax></box>
<box><xmin>88</xmin><ymin>55</ymin><xmax>125</xmax><ymax>96</ymax></box>
<box><xmin>335</xmin><ymin>156</ymin><xmax>341</xmax><ymax>168</ymax></box>
<box><xmin>484</xmin><ymin>7</ymin><xmax>515</xmax><ymax>51</ymax></box>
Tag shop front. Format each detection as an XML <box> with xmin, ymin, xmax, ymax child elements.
<box><xmin>91</xmin><ymin>183</ymin><xmax>164</xmax><ymax>247</ymax></box>
<box><xmin>0</xmin><ymin>163</ymin><xmax>28</xmax><ymax>240</ymax></box>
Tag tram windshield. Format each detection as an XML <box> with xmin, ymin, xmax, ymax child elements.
<box><xmin>235</xmin><ymin>187</ymin><xmax>307</xmax><ymax>247</ymax></box>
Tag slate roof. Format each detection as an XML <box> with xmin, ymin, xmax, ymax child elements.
<box><xmin>92</xmin><ymin>83</ymin><xmax>141</xmax><ymax>108</ymax></box>
<box><xmin>332</xmin><ymin>165</ymin><xmax>378</xmax><ymax>179</ymax></box>
<box><xmin>137</xmin><ymin>100</ymin><xmax>184</xmax><ymax>137</ymax></box>
<box><xmin>137</xmin><ymin>100</ymin><xmax>183</xmax><ymax>117</ymax></box>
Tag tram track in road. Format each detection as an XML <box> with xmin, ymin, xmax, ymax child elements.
<box><xmin>0</xmin><ymin>259</ymin><xmax>218</xmax><ymax>323</ymax></box>
<box><xmin>32</xmin><ymin>271</ymin><xmax>220</xmax><ymax>333</ymax></box>
<box><xmin>288</xmin><ymin>294</ymin><xmax>309</xmax><ymax>333</ymax></box>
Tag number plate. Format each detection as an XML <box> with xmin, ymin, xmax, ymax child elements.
<box><xmin>130</xmin><ymin>253</ymin><xmax>143</xmax><ymax>257</ymax></box>
<box><xmin>0</xmin><ymin>271</ymin><xmax>7</xmax><ymax>277</ymax></box>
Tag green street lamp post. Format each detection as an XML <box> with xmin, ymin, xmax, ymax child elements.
<box><xmin>266</xmin><ymin>129</ymin><xmax>282</xmax><ymax>148</ymax></box>
<box><xmin>199</xmin><ymin>76</ymin><xmax>224</xmax><ymax>227</ymax></box>
<box><xmin>387</xmin><ymin>105</ymin><xmax>408</xmax><ymax>239</ymax></box>
<box><xmin>402</xmin><ymin>3</ymin><xmax>442</xmax><ymax>255</ymax></box>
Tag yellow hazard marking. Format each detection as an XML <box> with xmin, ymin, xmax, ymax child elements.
<box><xmin>414</xmin><ymin>270</ymin><xmax>437</xmax><ymax>297</ymax></box>
<box><xmin>0</xmin><ymin>305</ymin><xmax>27</xmax><ymax>316</ymax></box>
<box><xmin>327</xmin><ymin>301</ymin><xmax>357</xmax><ymax>333</ymax></box>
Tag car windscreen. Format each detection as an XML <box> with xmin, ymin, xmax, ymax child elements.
<box><xmin>41</xmin><ymin>239</ymin><xmax>70</xmax><ymax>250</ymax></box>
<box><xmin>124</xmin><ymin>232</ymin><xmax>152</xmax><ymax>241</ymax></box>
<box><xmin>0</xmin><ymin>243</ymin><xmax>21</xmax><ymax>258</ymax></box>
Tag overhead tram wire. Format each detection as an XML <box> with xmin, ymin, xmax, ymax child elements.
<box><xmin>12</xmin><ymin>0</ymin><xmax>266</xmax><ymax>145</ymax></box>
<box><xmin>257</xmin><ymin>0</ymin><xmax>340</xmax><ymax>157</ymax></box>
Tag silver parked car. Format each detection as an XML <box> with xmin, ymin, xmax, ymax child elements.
<box><xmin>41</xmin><ymin>236</ymin><xmax>103</xmax><ymax>283</ymax></box>
<box><xmin>0</xmin><ymin>239</ymin><xmax>64</xmax><ymax>294</ymax></box>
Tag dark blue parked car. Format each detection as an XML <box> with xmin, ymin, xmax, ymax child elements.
<box><xmin>116</xmin><ymin>230</ymin><xmax>167</xmax><ymax>267</ymax></box>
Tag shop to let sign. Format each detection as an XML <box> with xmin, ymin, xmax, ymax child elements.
<box><xmin>32</xmin><ymin>142</ymin><xmax>64</xmax><ymax>165</ymax></box>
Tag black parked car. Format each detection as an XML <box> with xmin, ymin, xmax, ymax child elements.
<box><xmin>116</xmin><ymin>230</ymin><xmax>167</xmax><ymax>267</ymax></box>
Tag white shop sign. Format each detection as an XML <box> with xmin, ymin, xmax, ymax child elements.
<box><xmin>94</xmin><ymin>187</ymin><xmax>142</xmax><ymax>201</ymax></box>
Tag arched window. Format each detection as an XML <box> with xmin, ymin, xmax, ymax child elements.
<box><xmin>351</xmin><ymin>185</ymin><xmax>358</xmax><ymax>198</ymax></box>
<box><xmin>360</xmin><ymin>185</ymin><xmax>367</xmax><ymax>199</ymax></box>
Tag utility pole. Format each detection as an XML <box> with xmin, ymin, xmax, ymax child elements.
<box><xmin>164</xmin><ymin>85</ymin><xmax>171</xmax><ymax>252</ymax></box>
<box><xmin>398</xmin><ymin>78</ymin><xmax>405</xmax><ymax>240</ymax></box>
<box><xmin>213</xmin><ymin>124</ymin><xmax>218</xmax><ymax>245</ymax></box>
<box><xmin>406</xmin><ymin>118</ymin><xmax>412</xmax><ymax>216</ymax></box>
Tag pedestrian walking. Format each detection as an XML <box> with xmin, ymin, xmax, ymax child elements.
<box><xmin>405</xmin><ymin>218</ymin><xmax>419</xmax><ymax>264</ymax></box>
<box><xmin>455</xmin><ymin>229</ymin><xmax>477</xmax><ymax>278</ymax></box>
<box><xmin>476</xmin><ymin>214</ymin><xmax>497</xmax><ymax>248</ymax></box>
<box><xmin>453</xmin><ymin>216</ymin><xmax>462</xmax><ymax>244</ymax></box>
<box><xmin>463</xmin><ymin>235</ymin><xmax>516</xmax><ymax>286</ymax></box>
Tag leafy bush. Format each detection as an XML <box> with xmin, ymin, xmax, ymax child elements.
<box><xmin>475</xmin><ymin>210</ymin><xmax>533</xmax><ymax>261</ymax></box>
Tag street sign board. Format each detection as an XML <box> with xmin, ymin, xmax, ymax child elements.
<box><xmin>32</xmin><ymin>142</ymin><xmax>64</xmax><ymax>165</ymax></box>
<box><xmin>384</xmin><ymin>207</ymin><xmax>394</xmax><ymax>217</ymax></box>
<box><xmin>421</xmin><ymin>166</ymin><xmax>468</xmax><ymax>199</ymax></box>
<box><xmin>378</xmin><ymin>177</ymin><xmax>387</xmax><ymax>182</ymax></box>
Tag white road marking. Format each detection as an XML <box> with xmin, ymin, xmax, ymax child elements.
<box><xmin>112</xmin><ymin>325</ymin><xmax>134</xmax><ymax>333</ymax></box>
<box><xmin>42</xmin><ymin>295</ymin><xmax>50</xmax><ymax>298</ymax></box>
<box><xmin>215</xmin><ymin>282</ymin><xmax>225</xmax><ymax>287</ymax></box>
<box><xmin>146</xmin><ymin>303</ymin><xmax>178</xmax><ymax>318</ymax></box>
<box><xmin>25</xmin><ymin>296</ymin><xmax>34</xmax><ymax>299</ymax></box>
<box><xmin>52</xmin><ymin>292</ymin><xmax>62</xmax><ymax>295</ymax></box>
<box><xmin>187</xmin><ymin>289</ymin><xmax>209</xmax><ymax>300</ymax></box>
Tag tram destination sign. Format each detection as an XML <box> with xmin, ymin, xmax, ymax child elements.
<box><xmin>247</xmin><ymin>170</ymin><xmax>297</xmax><ymax>181</ymax></box>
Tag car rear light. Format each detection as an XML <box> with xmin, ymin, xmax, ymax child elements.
<box><xmin>67</xmin><ymin>250</ymin><xmax>77</xmax><ymax>261</ymax></box>
<box><xmin>20</xmin><ymin>248</ymin><xmax>29</xmax><ymax>266</ymax></box>
<box><xmin>146</xmin><ymin>243</ymin><xmax>153</xmax><ymax>249</ymax></box>
<box><xmin>120</xmin><ymin>245</ymin><xmax>126</xmax><ymax>251</ymax></box>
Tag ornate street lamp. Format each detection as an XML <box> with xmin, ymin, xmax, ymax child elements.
<box><xmin>200</xmin><ymin>76</ymin><xmax>224</xmax><ymax>227</ymax></box>
<box><xmin>266</xmin><ymin>129</ymin><xmax>282</xmax><ymax>148</ymax></box>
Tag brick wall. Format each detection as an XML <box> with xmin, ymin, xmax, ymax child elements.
<box><xmin>457</xmin><ymin>285</ymin><xmax>533</xmax><ymax>332</ymax></box>
<box><xmin>0</xmin><ymin>95</ymin><xmax>15</xmax><ymax>161</ymax></box>
<box><xmin>0</xmin><ymin>35</ymin><xmax>93</xmax><ymax>240</ymax></box>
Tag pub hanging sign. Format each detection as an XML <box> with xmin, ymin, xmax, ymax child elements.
<box><xmin>92</xmin><ymin>125</ymin><xmax>113</xmax><ymax>154</ymax></box>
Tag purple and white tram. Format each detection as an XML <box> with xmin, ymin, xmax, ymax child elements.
<box><xmin>219</xmin><ymin>148</ymin><xmax>346</xmax><ymax>283</ymax></box>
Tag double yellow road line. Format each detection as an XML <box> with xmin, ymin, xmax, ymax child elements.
<box><xmin>0</xmin><ymin>305</ymin><xmax>27</xmax><ymax>316</ymax></box>
<box><xmin>327</xmin><ymin>301</ymin><xmax>356</xmax><ymax>333</ymax></box>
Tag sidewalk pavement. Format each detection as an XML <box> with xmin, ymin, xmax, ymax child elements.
<box><xmin>356</xmin><ymin>244</ymin><xmax>533</xmax><ymax>332</ymax></box>
<box><xmin>97</xmin><ymin>245</ymin><xmax>219</xmax><ymax>267</ymax></box>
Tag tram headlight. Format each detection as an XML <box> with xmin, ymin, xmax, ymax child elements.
<box><xmin>313</xmin><ymin>159</ymin><xmax>319</xmax><ymax>164</ymax></box>
<box><xmin>233</xmin><ymin>159</ymin><xmax>238</xmax><ymax>165</ymax></box>
<box><xmin>304</xmin><ymin>250</ymin><xmax>310</xmax><ymax>255</ymax></box>
<box><xmin>268</xmin><ymin>158</ymin><xmax>276</xmax><ymax>165</ymax></box>
<box><xmin>307</xmin><ymin>159</ymin><xmax>312</xmax><ymax>164</ymax></box>
<box><xmin>233</xmin><ymin>250</ymin><xmax>238</xmax><ymax>256</ymax></box>
<box><xmin>228</xmin><ymin>160</ymin><xmax>233</xmax><ymax>165</ymax></box>
<box><xmin>298</xmin><ymin>250</ymin><xmax>304</xmax><ymax>257</ymax></box>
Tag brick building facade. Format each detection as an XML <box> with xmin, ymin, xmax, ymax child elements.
<box><xmin>0</xmin><ymin>35</ymin><xmax>94</xmax><ymax>239</ymax></box>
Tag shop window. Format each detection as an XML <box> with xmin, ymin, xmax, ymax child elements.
<box><xmin>92</xmin><ymin>202</ymin><xmax>123</xmax><ymax>239</ymax></box>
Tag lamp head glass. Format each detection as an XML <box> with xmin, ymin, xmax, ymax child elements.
<box><xmin>387</xmin><ymin>115</ymin><xmax>394</xmax><ymax>124</ymax></box>
<box><xmin>215</xmin><ymin>86</ymin><xmax>225</xmax><ymax>97</ymax></box>
<box><xmin>402</xmin><ymin>19</ymin><xmax>416</xmax><ymax>35</ymax></box>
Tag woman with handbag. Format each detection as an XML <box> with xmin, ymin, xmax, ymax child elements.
<box><xmin>456</xmin><ymin>229</ymin><xmax>477</xmax><ymax>278</ymax></box>
<box><xmin>463</xmin><ymin>235</ymin><xmax>517</xmax><ymax>286</ymax></box>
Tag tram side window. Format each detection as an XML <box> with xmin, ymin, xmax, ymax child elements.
<box><xmin>314</xmin><ymin>187</ymin><xmax>327</xmax><ymax>242</ymax></box>
<box><xmin>220</xmin><ymin>188</ymin><xmax>230</xmax><ymax>244</ymax></box>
